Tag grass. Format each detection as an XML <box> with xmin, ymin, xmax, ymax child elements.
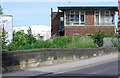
<box><xmin>66</xmin><ymin>36</ymin><xmax>98</xmax><ymax>48</ymax></box>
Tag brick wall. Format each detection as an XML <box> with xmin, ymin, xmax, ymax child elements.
<box><xmin>64</xmin><ymin>26</ymin><xmax>115</xmax><ymax>36</ymax></box>
<box><xmin>85</xmin><ymin>11</ymin><xmax>94</xmax><ymax>26</ymax></box>
<box><xmin>51</xmin><ymin>12</ymin><xmax>63</xmax><ymax>36</ymax></box>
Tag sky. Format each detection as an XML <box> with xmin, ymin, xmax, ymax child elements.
<box><xmin>0</xmin><ymin>0</ymin><xmax>118</xmax><ymax>27</ymax></box>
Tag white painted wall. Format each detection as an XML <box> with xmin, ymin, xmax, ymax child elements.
<box><xmin>13</xmin><ymin>25</ymin><xmax>51</xmax><ymax>41</ymax></box>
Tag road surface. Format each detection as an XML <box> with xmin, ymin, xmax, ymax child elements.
<box><xmin>35</xmin><ymin>60</ymin><xmax>119</xmax><ymax>78</ymax></box>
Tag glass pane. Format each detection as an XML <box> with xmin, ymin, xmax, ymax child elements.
<box><xmin>106</xmin><ymin>11</ymin><xmax>109</xmax><ymax>15</ymax></box>
<box><xmin>70</xmin><ymin>19</ymin><xmax>74</xmax><ymax>21</ymax></box>
<box><xmin>66</xmin><ymin>14</ymin><xmax>70</xmax><ymax>25</ymax></box>
<box><xmin>95</xmin><ymin>15</ymin><xmax>99</xmax><ymax>25</ymax></box>
<box><xmin>81</xmin><ymin>15</ymin><xmax>84</xmax><ymax>22</ymax></box>
<box><xmin>75</xmin><ymin>15</ymin><xmax>79</xmax><ymax>21</ymax></box>
<box><xmin>73</xmin><ymin>23</ymin><xmax>79</xmax><ymax>25</ymax></box>
<box><xmin>70</xmin><ymin>11</ymin><xmax>74</xmax><ymax>14</ymax></box>
<box><xmin>70</xmin><ymin>15</ymin><xmax>74</xmax><ymax>18</ymax></box>
<box><xmin>111</xmin><ymin>15</ymin><xmax>114</xmax><ymax>25</ymax></box>
<box><xmin>81</xmin><ymin>11</ymin><xmax>84</xmax><ymax>15</ymax></box>
<box><xmin>106</xmin><ymin>15</ymin><xmax>109</xmax><ymax>21</ymax></box>
<box><xmin>75</xmin><ymin>11</ymin><xmax>79</xmax><ymax>14</ymax></box>
<box><xmin>81</xmin><ymin>22</ymin><xmax>85</xmax><ymax>24</ymax></box>
<box><xmin>95</xmin><ymin>12</ymin><xmax>99</xmax><ymax>15</ymax></box>
<box><xmin>66</xmin><ymin>11</ymin><xmax>69</xmax><ymax>14</ymax></box>
<box><xmin>111</xmin><ymin>11</ymin><xmax>114</xmax><ymax>14</ymax></box>
<box><xmin>101</xmin><ymin>11</ymin><xmax>104</xmax><ymax>15</ymax></box>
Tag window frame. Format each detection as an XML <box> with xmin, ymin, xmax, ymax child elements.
<box><xmin>64</xmin><ymin>10</ymin><xmax>85</xmax><ymax>26</ymax></box>
<box><xmin>94</xmin><ymin>10</ymin><xmax>115</xmax><ymax>26</ymax></box>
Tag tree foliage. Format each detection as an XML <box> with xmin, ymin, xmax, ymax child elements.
<box><xmin>1</xmin><ymin>28</ymin><xmax>8</xmax><ymax>49</ymax></box>
<box><xmin>7</xmin><ymin>27</ymin><xmax>37</xmax><ymax>51</ymax></box>
<box><xmin>0</xmin><ymin>5</ymin><xmax>3</xmax><ymax>15</ymax></box>
<box><xmin>26</xmin><ymin>27</ymin><xmax>36</xmax><ymax>44</ymax></box>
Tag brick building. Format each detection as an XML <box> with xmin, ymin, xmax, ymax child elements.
<box><xmin>51</xmin><ymin>5</ymin><xmax>118</xmax><ymax>36</ymax></box>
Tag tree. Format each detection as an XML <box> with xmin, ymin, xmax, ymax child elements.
<box><xmin>0</xmin><ymin>5</ymin><xmax>3</xmax><ymax>15</ymax></box>
<box><xmin>1</xmin><ymin>27</ymin><xmax>8</xmax><ymax>49</ymax></box>
<box><xmin>7</xmin><ymin>28</ymin><xmax>37</xmax><ymax>51</ymax></box>
<box><xmin>26</xmin><ymin>27</ymin><xmax>36</xmax><ymax>44</ymax></box>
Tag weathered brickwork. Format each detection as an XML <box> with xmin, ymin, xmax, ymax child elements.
<box><xmin>85</xmin><ymin>11</ymin><xmax>94</xmax><ymax>26</ymax></box>
<box><xmin>64</xmin><ymin>26</ymin><xmax>115</xmax><ymax>36</ymax></box>
<box><xmin>51</xmin><ymin>12</ymin><xmax>63</xmax><ymax>36</ymax></box>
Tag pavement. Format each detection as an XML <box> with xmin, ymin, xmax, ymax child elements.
<box><xmin>2</xmin><ymin>52</ymin><xmax>118</xmax><ymax>77</ymax></box>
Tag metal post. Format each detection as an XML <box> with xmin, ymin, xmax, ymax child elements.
<box><xmin>51</xmin><ymin>8</ymin><xmax>53</xmax><ymax>37</ymax></box>
<box><xmin>118</xmin><ymin>28</ymin><xmax>120</xmax><ymax>52</ymax></box>
<box><xmin>118</xmin><ymin>0</ymin><xmax>120</xmax><ymax>52</ymax></box>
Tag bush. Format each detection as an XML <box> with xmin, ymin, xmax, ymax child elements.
<box><xmin>89</xmin><ymin>30</ymin><xmax>118</xmax><ymax>47</ymax></box>
<box><xmin>34</xmin><ymin>41</ymin><xmax>52</xmax><ymax>48</ymax></box>
<box><xmin>51</xmin><ymin>36</ymin><xmax>72</xmax><ymax>48</ymax></box>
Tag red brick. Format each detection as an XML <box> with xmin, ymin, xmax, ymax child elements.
<box><xmin>64</xmin><ymin>26</ymin><xmax>115</xmax><ymax>36</ymax></box>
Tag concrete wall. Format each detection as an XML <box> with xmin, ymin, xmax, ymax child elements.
<box><xmin>64</xmin><ymin>26</ymin><xmax>115</xmax><ymax>36</ymax></box>
<box><xmin>103</xmin><ymin>37</ymin><xmax>119</xmax><ymax>47</ymax></box>
<box><xmin>2</xmin><ymin>48</ymin><xmax>117</xmax><ymax>73</ymax></box>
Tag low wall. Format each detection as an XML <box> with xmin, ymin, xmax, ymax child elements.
<box><xmin>103</xmin><ymin>37</ymin><xmax>119</xmax><ymax>47</ymax></box>
<box><xmin>2</xmin><ymin>48</ymin><xmax>118</xmax><ymax>73</ymax></box>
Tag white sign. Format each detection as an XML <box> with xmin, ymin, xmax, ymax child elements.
<box><xmin>0</xmin><ymin>15</ymin><xmax>13</xmax><ymax>44</ymax></box>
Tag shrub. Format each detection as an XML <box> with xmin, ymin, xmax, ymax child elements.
<box><xmin>89</xmin><ymin>30</ymin><xmax>118</xmax><ymax>47</ymax></box>
<box><xmin>51</xmin><ymin>36</ymin><xmax>72</xmax><ymax>48</ymax></box>
<box><xmin>34</xmin><ymin>41</ymin><xmax>52</xmax><ymax>48</ymax></box>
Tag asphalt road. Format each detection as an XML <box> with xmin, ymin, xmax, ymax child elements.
<box><xmin>34</xmin><ymin>60</ymin><xmax>119</xmax><ymax>78</ymax></box>
<box><xmin>52</xmin><ymin>60</ymin><xmax>119</xmax><ymax>76</ymax></box>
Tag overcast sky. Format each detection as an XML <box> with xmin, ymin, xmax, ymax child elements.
<box><xmin>0</xmin><ymin>1</ymin><xmax>118</xmax><ymax>27</ymax></box>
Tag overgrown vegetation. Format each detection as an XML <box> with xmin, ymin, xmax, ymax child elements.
<box><xmin>1</xmin><ymin>28</ymin><xmax>9</xmax><ymax>49</ymax></box>
<box><xmin>0</xmin><ymin>5</ymin><xmax>3</xmax><ymax>15</ymax></box>
<box><xmin>2</xmin><ymin>27</ymin><xmax>118</xmax><ymax>51</ymax></box>
<box><xmin>88</xmin><ymin>30</ymin><xmax>118</xmax><ymax>47</ymax></box>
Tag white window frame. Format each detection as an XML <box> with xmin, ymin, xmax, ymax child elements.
<box><xmin>94</xmin><ymin>11</ymin><xmax>100</xmax><ymax>26</ymax></box>
<box><xmin>94</xmin><ymin>10</ymin><xmax>115</xmax><ymax>26</ymax></box>
<box><xmin>64</xmin><ymin>10</ymin><xmax>85</xmax><ymax>26</ymax></box>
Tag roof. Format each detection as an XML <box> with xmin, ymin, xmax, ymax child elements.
<box><xmin>0</xmin><ymin>15</ymin><xmax>12</xmax><ymax>17</ymax></box>
<box><xmin>58</xmin><ymin>5</ymin><xmax>118</xmax><ymax>11</ymax></box>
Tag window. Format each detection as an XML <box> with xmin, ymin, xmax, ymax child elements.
<box><xmin>95</xmin><ymin>11</ymin><xmax>99</xmax><ymax>25</ymax></box>
<box><xmin>65</xmin><ymin>11</ymin><xmax>85</xmax><ymax>26</ymax></box>
<box><xmin>60</xmin><ymin>17</ymin><xmax>64</xmax><ymax>28</ymax></box>
<box><xmin>95</xmin><ymin>11</ymin><xmax>115</xmax><ymax>26</ymax></box>
<box><xmin>111</xmin><ymin>11</ymin><xmax>115</xmax><ymax>25</ymax></box>
<box><xmin>37</xmin><ymin>34</ymin><xmax>44</xmax><ymax>40</ymax></box>
<box><xmin>80</xmin><ymin>11</ymin><xmax>85</xmax><ymax>25</ymax></box>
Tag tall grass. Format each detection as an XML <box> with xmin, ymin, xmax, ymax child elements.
<box><xmin>66</xmin><ymin>36</ymin><xmax>98</xmax><ymax>48</ymax></box>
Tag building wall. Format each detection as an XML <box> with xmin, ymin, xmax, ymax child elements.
<box><xmin>85</xmin><ymin>11</ymin><xmax>94</xmax><ymax>26</ymax></box>
<box><xmin>64</xmin><ymin>26</ymin><xmax>115</xmax><ymax>36</ymax></box>
<box><xmin>51</xmin><ymin>12</ymin><xmax>63</xmax><ymax>36</ymax></box>
<box><xmin>52</xmin><ymin>10</ymin><xmax>116</xmax><ymax>37</ymax></box>
<box><xmin>13</xmin><ymin>25</ymin><xmax>51</xmax><ymax>41</ymax></box>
